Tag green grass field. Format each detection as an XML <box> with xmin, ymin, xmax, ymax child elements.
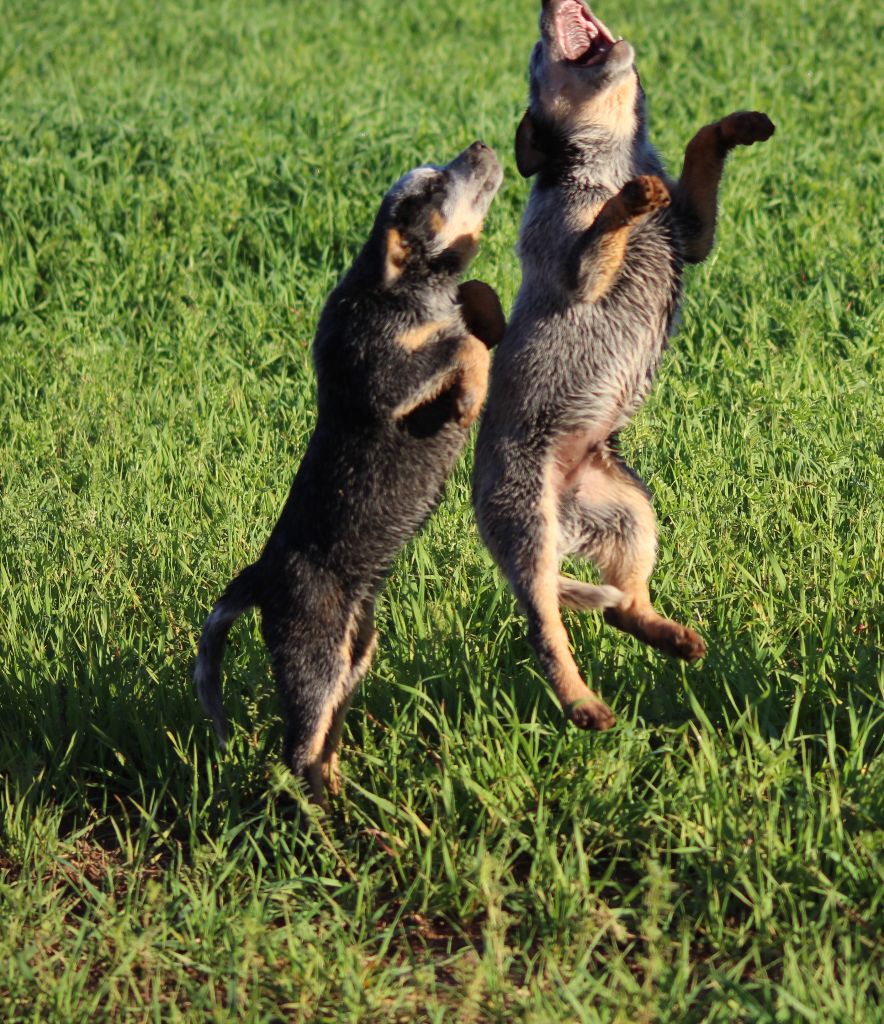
<box><xmin>1</xmin><ymin>0</ymin><xmax>882</xmax><ymax>1019</ymax></box>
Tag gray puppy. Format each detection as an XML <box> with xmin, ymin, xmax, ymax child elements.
<box><xmin>473</xmin><ymin>0</ymin><xmax>774</xmax><ymax>729</ymax></box>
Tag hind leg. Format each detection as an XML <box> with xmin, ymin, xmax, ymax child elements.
<box><xmin>566</xmin><ymin>449</ymin><xmax>706</xmax><ymax>661</ymax></box>
<box><xmin>320</xmin><ymin>597</ymin><xmax>378</xmax><ymax>797</ymax></box>
<box><xmin>264</xmin><ymin>601</ymin><xmax>363</xmax><ymax>809</ymax></box>
<box><xmin>479</xmin><ymin>461</ymin><xmax>615</xmax><ymax>729</ymax></box>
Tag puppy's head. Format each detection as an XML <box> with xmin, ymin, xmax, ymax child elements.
<box><xmin>516</xmin><ymin>0</ymin><xmax>639</xmax><ymax>177</ymax></box>
<box><xmin>376</xmin><ymin>142</ymin><xmax>503</xmax><ymax>287</ymax></box>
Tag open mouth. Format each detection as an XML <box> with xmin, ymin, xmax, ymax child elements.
<box><xmin>555</xmin><ymin>0</ymin><xmax>618</xmax><ymax>66</ymax></box>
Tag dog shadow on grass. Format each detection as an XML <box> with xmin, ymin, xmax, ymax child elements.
<box><xmin>1</xmin><ymin>601</ymin><xmax>875</xmax><ymax>868</ymax></box>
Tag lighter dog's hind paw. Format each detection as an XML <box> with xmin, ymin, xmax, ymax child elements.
<box><xmin>567</xmin><ymin>694</ymin><xmax>616</xmax><ymax>731</ymax></box>
<box><xmin>604</xmin><ymin>608</ymin><xmax>707</xmax><ymax>663</ymax></box>
<box><xmin>662</xmin><ymin>623</ymin><xmax>707</xmax><ymax>662</ymax></box>
<box><xmin>322</xmin><ymin>753</ymin><xmax>342</xmax><ymax>798</ymax></box>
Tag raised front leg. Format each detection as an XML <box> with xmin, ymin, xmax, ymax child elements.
<box><xmin>457</xmin><ymin>279</ymin><xmax>506</xmax><ymax>349</ymax></box>
<box><xmin>393</xmin><ymin>333</ymin><xmax>491</xmax><ymax>430</ymax></box>
<box><xmin>390</xmin><ymin>281</ymin><xmax>503</xmax><ymax>431</ymax></box>
<box><xmin>567</xmin><ymin>175</ymin><xmax>671</xmax><ymax>302</ymax></box>
<box><xmin>450</xmin><ymin>334</ymin><xmax>491</xmax><ymax>427</ymax></box>
<box><xmin>672</xmin><ymin>111</ymin><xmax>775</xmax><ymax>264</ymax></box>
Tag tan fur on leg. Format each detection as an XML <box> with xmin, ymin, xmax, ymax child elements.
<box><xmin>523</xmin><ymin>460</ymin><xmax>616</xmax><ymax>729</ymax></box>
<box><xmin>572</xmin><ymin>176</ymin><xmax>671</xmax><ymax>302</ymax></box>
<box><xmin>296</xmin><ymin>609</ymin><xmax>364</xmax><ymax>807</ymax></box>
<box><xmin>565</xmin><ymin>448</ymin><xmax>706</xmax><ymax>661</ymax></box>
<box><xmin>453</xmin><ymin>335</ymin><xmax>491</xmax><ymax>427</ymax></box>
<box><xmin>321</xmin><ymin>629</ymin><xmax>378</xmax><ymax>796</ymax></box>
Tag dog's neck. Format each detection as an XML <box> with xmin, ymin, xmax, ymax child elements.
<box><xmin>533</xmin><ymin>86</ymin><xmax>653</xmax><ymax>194</ymax></box>
<box><xmin>537</xmin><ymin>125</ymin><xmax>646</xmax><ymax>196</ymax></box>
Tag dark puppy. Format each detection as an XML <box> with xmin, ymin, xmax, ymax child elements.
<box><xmin>474</xmin><ymin>0</ymin><xmax>774</xmax><ymax>728</ymax></box>
<box><xmin>196</xmin><ymin>142</ymin><xmax>505</xmax><ymax>804</ymax></box>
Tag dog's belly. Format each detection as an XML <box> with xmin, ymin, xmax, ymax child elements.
<box><xmin>484</xmin><ymin>310</ymin><xmax>666</xmax><ymax>446</ymax></box>
<box><xmin>490</xmin><ymin>225</ymin><xmax>679</xmax><ymax>435</ymax></box>
<box><xmin>273</xmin><ymin>419</ymin><xmax>466</xmax><ymax>583</ymax></box>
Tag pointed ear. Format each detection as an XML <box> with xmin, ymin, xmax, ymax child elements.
<box><xmin>384</xmin><ymin>228</ymin><xmax>410</xmax><ymax>284</ymax></box>
<box><xmin>457</xmin><ymin>280</ymin><xmax>506</xmax><ymax>349</ymax></box>
<box><xmin>515</xmin><ymin>110</ymin><xmax>547</xmax><ymax>178</ymax></box>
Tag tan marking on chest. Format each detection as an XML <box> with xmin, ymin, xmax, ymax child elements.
<box><xmin>566</xmin><ymin>74</ymin><xmax>639</xmax><ymax>138</ymax></box>
<box><xmin>395</xmin><ymin>319</ymin><xmax>452</xmax><ymax>351</ymax></box>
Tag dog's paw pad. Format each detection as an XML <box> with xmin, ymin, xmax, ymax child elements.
<box><xmin>621</xmin><ymin>175</ymin><xmax>671</xmax><ymax>218</ymax></box>
<box><xmin>568</xmin><ymin>696</ymin><xmax>616</xmax><ymax>731</ymax></box>
<box><xmin>719</xmin><ymin>112</ymin><xmax>776</xmax><ymax>147</ymax></box>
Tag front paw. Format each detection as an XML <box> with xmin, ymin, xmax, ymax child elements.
<box><xmin>718</xmin><ymin>111</ymin><xmax>776</xmax><ymax>148</ymax></box>
<box><xmin>454</xmin><ymin>335</ymin><xmax>490</xmax><ymax>427</ymax></box>
<box><xmin>619</xmin><ymin>175</ymin><xmax>671</xmax><ymax>221</ymax></box>
<box><xmin>455</xmin><ymin>390</ymin><xmax>483</xmax><ymax>428</ymax></box>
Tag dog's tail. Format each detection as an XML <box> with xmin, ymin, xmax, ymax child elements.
<box><xmin>194</xmin><ymin>564</ymin><xmax>261</xmax><ymax>748</ymax></box>
<box><xmin>558</xmin><ymin>577</ymin><xmax>624</xmax><ymax>612</ymax></box>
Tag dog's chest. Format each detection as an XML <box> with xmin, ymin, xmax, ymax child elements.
<box><xmin>518</xmin><ymin>188</ymin><xmax>609</xmax><ymax>280</ymax></box>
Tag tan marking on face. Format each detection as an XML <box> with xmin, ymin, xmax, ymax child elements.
<box><xmin>432</xmin><ymin>192</ymin><xmax>483</xmax><ymax>253</ymax></box>
<box><xmin>395</xmin><ymin>319</ymin><xmax>452</xmax><ymax>352</ymax></box>
<box><xmin>570</xmin><ymin>73</ymin><xmax>638</xmax><ymax>135</ymax></box>
<box><xmin>540</xmin><ymin>67</ymin><xmax>638</xmax><ymax>138</ymax></box>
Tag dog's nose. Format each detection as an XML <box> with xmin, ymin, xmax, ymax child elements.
<box><xmin>467</xmin><ymin>141</ymin><xmax>493</xmax><ymax>165</ymax></box>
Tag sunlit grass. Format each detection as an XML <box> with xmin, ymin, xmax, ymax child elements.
<box><xmin>0</xmin><ymin>0</ymin><xmax>881</xmax><ymax>1019</ymax></box>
